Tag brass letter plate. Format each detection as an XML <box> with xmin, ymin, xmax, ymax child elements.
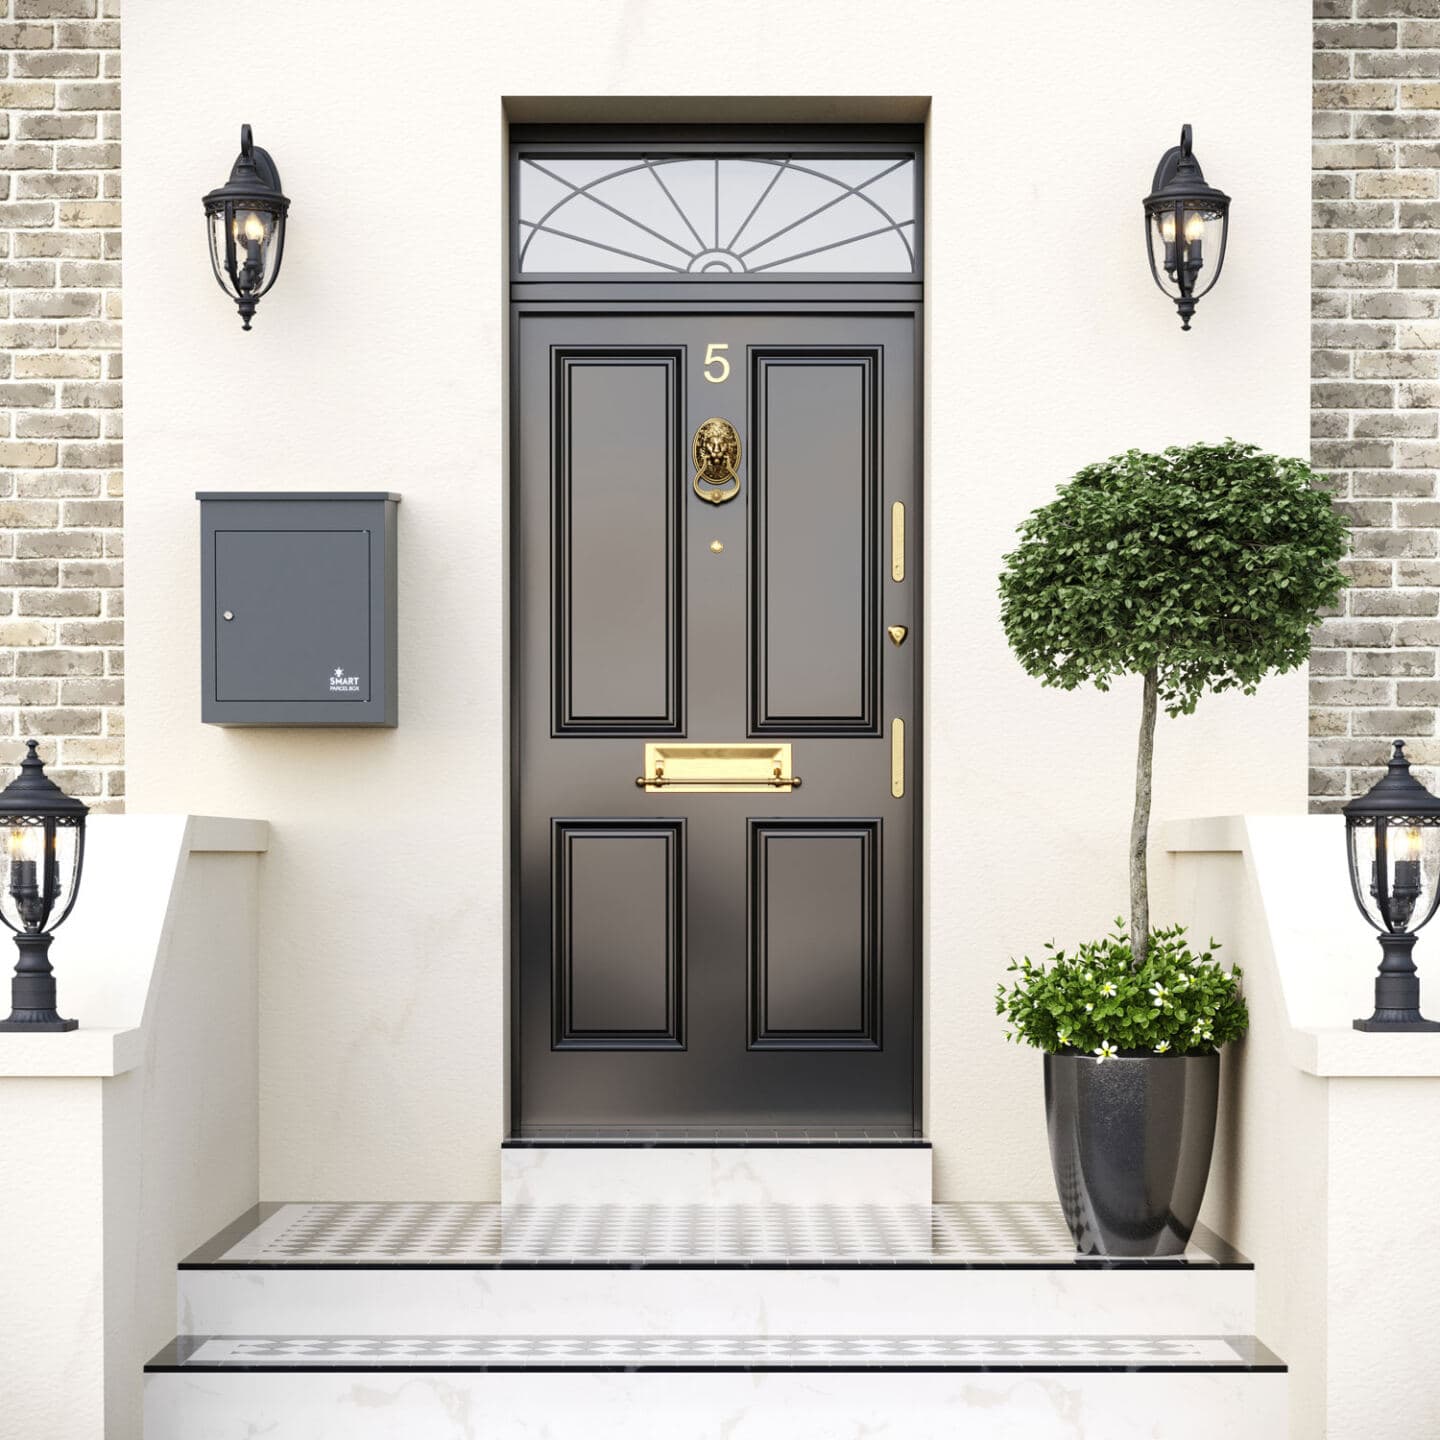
<box><xmin>637</xmin><ymin>741</ymin><xmax>799</xmax><ymax>792</ymax></box>
<box><xmin>891</xmin><ymin>718</ymin><xmax>905</xmax><ymax>798</ymax></box>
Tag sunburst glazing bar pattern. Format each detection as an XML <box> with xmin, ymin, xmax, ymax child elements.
<box><xmin>517</xmin><ymin>155</ymin><xmax>917</xmax><ymax>276</ymax></box>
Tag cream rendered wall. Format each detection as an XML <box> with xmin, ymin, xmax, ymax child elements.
<box><xmin>122</xmin><ymin>0</ymin><xmax>1313</xmax><ymax>1200</ymax></box>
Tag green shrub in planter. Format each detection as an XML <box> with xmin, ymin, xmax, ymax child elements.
<box><xmin>995</xmin><ymin>439</ymin><xmax>1346</xmax><ymax>1255</ymax></box>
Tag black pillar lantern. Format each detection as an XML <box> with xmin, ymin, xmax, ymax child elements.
<box><xmin>0</xmin><ymin>741</ymin><xmax>87</xmax><ymax>1032</ymax></box>
<box><xmin>202</xmin><ymin>124</ymin><xmax>289</xmax><ymax>331</ymax></box>
<box><xmin>1344</xmin><ymin>741</ymin><xmax>1440</xmax><ymax>1033</ymax></box>
<box><xmin>1143</xmin><ymin>124</ymin><xmax>1230</xmax><ymax>331</ymax></box>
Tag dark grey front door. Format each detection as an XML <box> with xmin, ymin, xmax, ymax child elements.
<box><xmin>514</xmin><ymin>309</ymin><xmax>920</xmax><ymax>1130</ymax></box>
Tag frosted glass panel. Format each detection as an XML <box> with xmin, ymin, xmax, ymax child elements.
<box><xmin>517</xmin><ymin>154</ymin><xmax>917</xmax><ymax>276</ymax></box>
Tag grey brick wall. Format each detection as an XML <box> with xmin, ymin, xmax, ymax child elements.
<box><xmin>1311</xmin><ymin>0</ymin><xmax>1440</xmax><ymax>808</ymax></box>
<box><xmin>0</xmin><ymin>0</ymin><xmax>121</xmax><ymax>810</ymax></box>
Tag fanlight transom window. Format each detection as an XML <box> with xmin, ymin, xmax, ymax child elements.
<box><xmin>516</xmin><ymin>154</ymin><xmax>918</xmax><ymax>276</ymax></box>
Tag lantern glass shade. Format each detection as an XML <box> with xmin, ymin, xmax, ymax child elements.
<box><xmin>0</xmin><ymin>739</ymin><xmax>87</xmax><ymax>940</ymax></box>
<box><xmin>1144</xmin><ymin>199</ymin><xmax>1228</xmax><ymax>300</ymax></box>
<box><xmin>206</xmin><ymin>202</ymin><xmax>285</xmax><ymax>309</ymax></box>
<box><xmin>0</xmin><ymin>819</ymin><xmax>83</xmax><ymax>936</ymax></box>
<box><xmin>1346</xmin><ymin>818</ymin><xmax>1440</xmax><ymax>936</ymax></box>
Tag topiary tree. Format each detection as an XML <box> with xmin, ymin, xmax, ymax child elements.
<box><xmin>998</xmin><ymin>439</ymin><xmax>1348</xmax><ymax>967</ymax></box>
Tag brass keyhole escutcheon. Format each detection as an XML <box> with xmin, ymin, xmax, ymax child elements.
<box><xmin>692</xmin><ymin>417</ymin><xmax>741</xmax><ymax>505</ymax></box>
<box><xmin>887</xmin><ymin>625</ymin><xmax>908</xmax><ymax>647</ymax></box>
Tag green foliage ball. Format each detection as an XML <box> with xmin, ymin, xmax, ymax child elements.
<box><xmin>998</xmin><ymin>439</ymin><xmax>1348</xmax><ymax>716</ymax></box>
<box><xmin>995</xmin><ymin>923</ymin><xmax>1249</xmax><ymax>1057</ymax></box>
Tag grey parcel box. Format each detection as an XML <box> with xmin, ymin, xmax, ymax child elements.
<box><xmin>198</xmin><ymin>492</ymin><xmax>399</xmax><ymax>726</ymax></box>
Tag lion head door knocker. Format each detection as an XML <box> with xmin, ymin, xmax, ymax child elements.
<box><xmin>692</xmin><ymin>417</ymin><xmax>742</xmax><ymax>505</ymax></box>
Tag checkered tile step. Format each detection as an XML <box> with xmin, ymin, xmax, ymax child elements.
<box><xmin>200</xmin><ymin>1201</ymin><xmax>1241</xmax><ymax>1267</ymax></box>
<box><xmin>155</xmin><ymin>1333</ymin><xmax>1278</xmax><ymax>1371</ymax></box>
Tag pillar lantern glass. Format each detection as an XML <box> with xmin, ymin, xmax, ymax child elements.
<box><xmin>202</xmin><ymin>124</ymin><xmax>289</xmax><ymax>331</ymax></box>
<box><xmin>0</xmin><ymin>740</ymin><xmax>88</xmax><ymax>1033</ymax></box>
<box><xmin>1343</xmin><ymin>740</ymin><xmax>1440</xmax><ymax>1033</ymax></box>
<box><xmin>1143</xmin><ymin>124</ymin><xmax>1230</xmax><ymax>331</ymax></box>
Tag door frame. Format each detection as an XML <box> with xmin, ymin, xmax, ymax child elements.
<box><xmin>506</xmin><ymin>126</ymin><xmax>925</xmax><ymax>1136</ymax></box>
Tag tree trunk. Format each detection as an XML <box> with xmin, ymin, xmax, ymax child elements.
<box><xmin>1130</xmin><ymin>666</ymin><xmax>1159</xmax><ymax>969</ymax></box>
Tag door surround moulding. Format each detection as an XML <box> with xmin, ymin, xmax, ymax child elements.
<box><xmin>502</xmin><ymin>96</ymin><xmax>932</xmax><ymax>127</ymax></box>
<box><xmin>503</xmin><ymin>121</ymin><xmax>927</xmax><ymax>1139</ymax></box>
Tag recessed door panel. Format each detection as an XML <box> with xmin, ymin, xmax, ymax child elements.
<box><xmin>554</xmin><ymin>351</ymin><xmax>682</xmax><ymax>734</ymax></box>
<box><xmin>552</xmin><ymin>820</ymin><xmax>684</xmax><ymax>1049</ymax></box>
<box><xmin>749</xmin><ymin>820</ymin><xmax>880</xmax><ymax>1050</ymax></box>
<box><xmin>751</xmin><ymin>351</ymin><xmax>879</xmax><ymax>735</ymax></box>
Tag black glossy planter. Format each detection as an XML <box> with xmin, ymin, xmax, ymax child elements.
<box><xmin>1044</xmin><ymin>1051</ymin><xmax>1219</xmax><ymax>1257</ymax></box>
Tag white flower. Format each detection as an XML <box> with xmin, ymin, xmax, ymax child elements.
<box><xmin>1084</xmin><ymin>1002</ymin><xmax>1094</xmax><ymax>1012</ymax></box>
<box><xmin>1173</xmin><ymin>975</ymin><xmax>1190</xmax><ymax>992</ymax></box>
<box><xmin>1099</xmin><ymin>981</ymin><xmax>1118</xmax><ymax>997</ymax></box>
<box><xmin>1154</xmin><ymin>1039</ymin><xmax>1171</xmax><ymax>1054</ymax></box>
<box><xmin>1149</xmin><ymin>983</ymin><xmax>1169</xmax><ymax>1007</ymax></box>
<box><xmin>1094</xmin><ymin>1041</ymin><xmax>1118</xmax><ymax>1063</ymax></box>
<box><xmin>1057</xmin><ymin>1030</ymin><xmax>1072</xmax><ymax>1047</ymax></box>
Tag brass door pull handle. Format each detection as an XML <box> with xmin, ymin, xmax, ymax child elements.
<box><xmin>637</xmin><ymin>766</ymin><xmax>801</xmax><ymax>791</ymax></box>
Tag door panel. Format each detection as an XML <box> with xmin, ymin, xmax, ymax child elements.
<box><xmin>748</xmin><ymin>820</ymin><xmax>880</xmax><ymax>1050</ymax></box>
<box><xmin>553</xmin><ymin>350</ymin><xmax>683</xmax><ymax>733</ymax></box>
<box><xmin>552</xmin><ymin>820</ymin><xmax>685</xmax><ymax>1050</ymax></box>
<box><xmin>516</xmin><ymin>309</ymin><xmax>918</xmax><ymax>1131</ymax></box>
<box><xmin>751</xmin><ymin>351</ymin><xmax>879</xmax><ymax>734</ymax></box>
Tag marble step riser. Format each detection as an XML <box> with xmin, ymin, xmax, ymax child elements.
<box><xmin>178</xmin><ymin>1267</ymin><xmax>1256</xmax><ymax>1338</ymax></box>
<box><xmin>144</xmin><ymin>1370</ymin><xmax>1287</xmax><ymax>1440</ymax></box>
<box><xmin>500</xmin><ymin>1148</ymin><xmax>934</xmax><ymax>1207</ymax></box>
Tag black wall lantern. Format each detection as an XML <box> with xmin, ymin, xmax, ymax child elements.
<box><xmin>0</xmin><ymin>741</ymin><xmax>87</xmax><ymax>1032</ymax></box>
<box><xmin>1143</xmin><ymin>124</ymin><xmax>1230</xmax><ymax>331</ymax></box>
<box><xmin>202</xmin><ymin>124</ymin><xmax>289</xmax><ymax>331</ymax></box>
<box><xmin>1344</xmin><ymin>741</ymin><xmax>1440</xmax><ymax>1033</ymax></box>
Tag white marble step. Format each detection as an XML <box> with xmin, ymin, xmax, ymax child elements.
<box><xmin>500</xmin><ymin>1137</ymin><xmax>933</xmax><ymax>1206</ymax></box>
<box><xmin>144</xmin><ymin>1343</ymin><xmax>1286</xmax><ymax>1440</ymax></box>
<box><xmin>177</xmin><ymin>1202</ymin><xmax>1256</xmax><ymax>1338</ymax></box>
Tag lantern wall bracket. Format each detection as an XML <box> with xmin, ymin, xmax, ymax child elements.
<box><xmin>1150</xmin><ymin>123</ymin><xmax>1197</xmax><ymax>196</ymax></box>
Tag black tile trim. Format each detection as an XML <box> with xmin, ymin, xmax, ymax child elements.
<box><xmin>146</xmin><ymin>1363</ymin><xmax>1288</xmax><ymax>1373</ymax></box>
<box><xmin>178</xmin><ymin>1258</ymin><xmax>1254</xmax><ymax>1272</ymax></box>
<box><xmin>503</xmin><ymin>1128</ymin><xmax>930</xmax><ymax>1146</ymax></box>
<box><xmin>143</xmin><ymin>1334</ymin><xmax>1287</xmax><ymax>1375</ymax></box>
<box><xmin>501</xmin><ymin>1139</ymin><xmax>932</xmax><ymax>1148</ymax></box>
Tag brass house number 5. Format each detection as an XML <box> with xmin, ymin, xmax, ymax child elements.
<box><xmin>694</xmin><ymin>344</ymin><xmax>740</xmax><ymax>504</ymax></box>
<box><xmin>703</xmin><ymin>342</ymin><xmax>730</xmax><ymax>383</ymax></box>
